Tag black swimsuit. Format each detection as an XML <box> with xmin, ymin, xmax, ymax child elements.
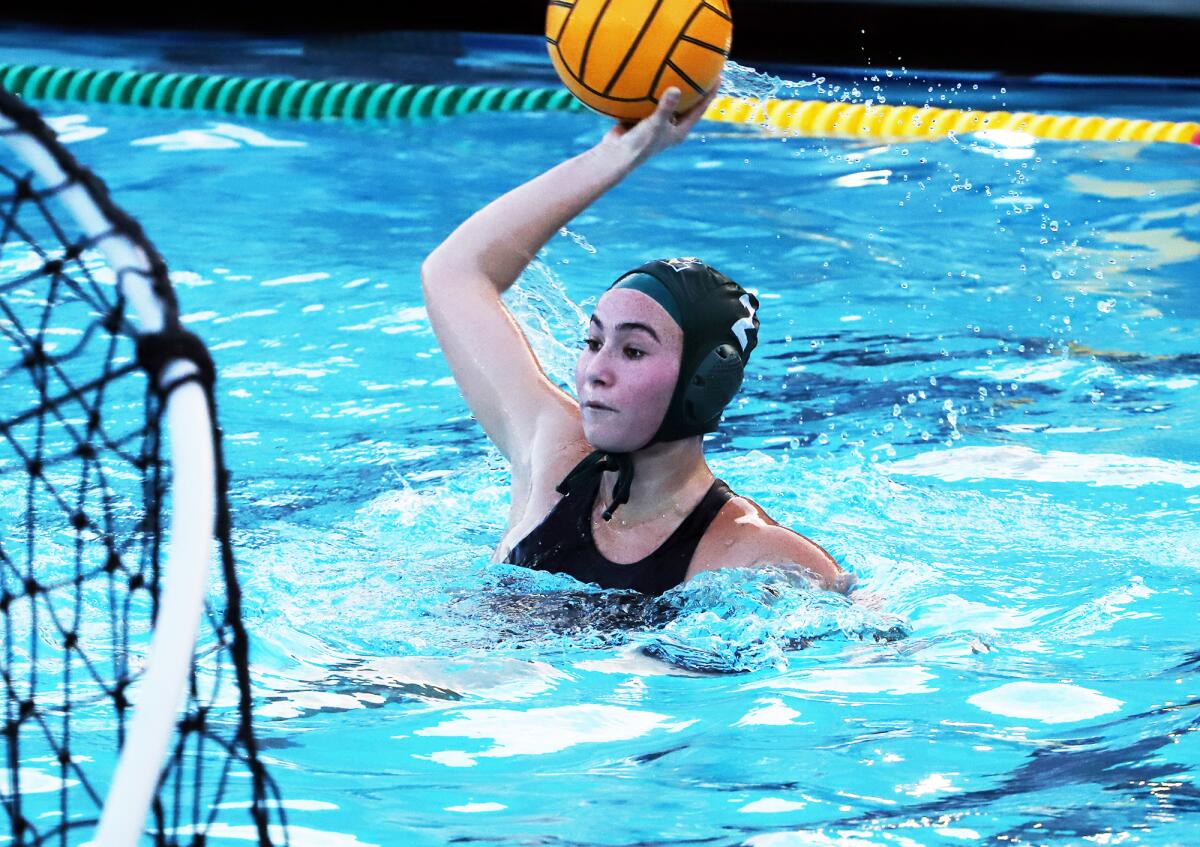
<box><xmin>504</xmin><ymin>473</ymin><xmax>735</xmax><ymax>596</ymax></box>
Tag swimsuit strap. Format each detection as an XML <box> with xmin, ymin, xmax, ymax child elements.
<box><xmin>651</xmin><ymin>478</ymin><xmax>734</xmax><ymax>556</ymax></box>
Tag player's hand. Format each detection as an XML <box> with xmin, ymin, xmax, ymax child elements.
<box><xmin>601</xmin><ymin>84</ymin><xmax>719</xmax><ymax>167</ymax></box>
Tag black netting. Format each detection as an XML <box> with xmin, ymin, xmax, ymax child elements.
<box><xmin>0</xmin><ymin>90</ymin><xmax>287</xmax><ymax>845</ymax></box>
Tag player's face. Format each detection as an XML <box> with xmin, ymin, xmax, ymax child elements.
<box><xmin>576</xmin><ymin>288</ymin><xmax>683</xmax><ymax>452</ymax></box>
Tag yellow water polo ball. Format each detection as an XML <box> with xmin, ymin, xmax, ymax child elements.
<box><xmin>546</xmin><ymin>0</ymin><xmax>733</xmax><ymax>121</ymax></box>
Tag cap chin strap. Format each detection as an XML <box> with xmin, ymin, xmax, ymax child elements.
<box><xmin>556</xmin><ymin>417</ymin><xmax>700</xmax><ymax>521</ymax></box>
<box><xmin>554</xmin><ymin>448</ymin><xmax>637</xmax><ymax>521</ymax></box>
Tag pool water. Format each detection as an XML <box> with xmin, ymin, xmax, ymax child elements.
<box><xmin>8</xmin><ymin>31</ymin><xmax>1200</xmax><ymax>847</ymax></box>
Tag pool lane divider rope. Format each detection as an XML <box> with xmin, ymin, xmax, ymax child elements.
<box><xmin>0</xmin><ymin>63</ymin><xmax>587</xmax><ymax>119</ymax></box>
<box><xmin>4</xmin><ymin>63</ymin><xmax>1198</xmax><ymax>146</ymax></box>
<box><xmin>706</xmin><ymin>95</ymin><xmax>1200</xmax><ymax>146</ymax></box>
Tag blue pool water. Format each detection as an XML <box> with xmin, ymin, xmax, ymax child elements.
<box><xmin>6</xmin><ymin>28</ymin><xmax>1200</xmax><ymax>847</ymax></box>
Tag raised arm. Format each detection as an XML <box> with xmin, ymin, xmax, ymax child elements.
<box><xmin>421</xmin><ymin>87</ymin><xmax>715</xmax><ymax>472</ymax></box>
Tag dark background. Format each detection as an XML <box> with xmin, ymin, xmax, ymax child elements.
<box><xmin>7</xmin><ymin>1</ymin><xmax>1200</xmax><ymax>77</ymax></box>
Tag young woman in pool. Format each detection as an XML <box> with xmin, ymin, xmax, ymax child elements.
<box><xmin>421</xmin><ymin>86</ymin><xmax>851</xmax><ymax>597</ymax></box>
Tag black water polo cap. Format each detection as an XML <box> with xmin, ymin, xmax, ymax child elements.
<box><xmin>608</xmin><ymin>258</ymin><xmax>759</xmax><ymax>445</ymax></box>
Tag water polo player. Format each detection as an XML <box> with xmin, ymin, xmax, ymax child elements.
<box><xmin>421</xmin><ymin>87</ymin><xmax>851</xmax><ymax>597</ymax></box>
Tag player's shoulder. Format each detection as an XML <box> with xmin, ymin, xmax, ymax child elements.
<box><xmin>689</xmin><ymin>491</ymin><xmax>853</xmax><ymax>592</ymax></box>
<box><xmin>708</xmin><ymin>493</ymin><xmax>829</xmax><ymax>567</ymax></box>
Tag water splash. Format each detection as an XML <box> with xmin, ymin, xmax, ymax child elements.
<box><xmin>636</xmin><ymin>568</ymin><xmax>909</xmax><ymax>673</ymax></box>
<box><xmin>720</xmin><ymin>59</ymin><xmax>823</xmax><ymax>104</ymax></box>
<box><xmin>504</xmin><ymin>259</ymin><xmax>589</xmax><ymax>391</ymax></box>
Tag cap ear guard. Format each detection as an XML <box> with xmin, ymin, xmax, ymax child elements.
<box><xmin>683</xmin><ymin>343</ymin><xmax>746</xmax><ymax>429</ymax></box>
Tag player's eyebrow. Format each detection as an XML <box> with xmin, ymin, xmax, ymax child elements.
<box><xmin>589</xmin><ymin>315</ymin><xmax>662</xmax><ymax>343</ymax></box>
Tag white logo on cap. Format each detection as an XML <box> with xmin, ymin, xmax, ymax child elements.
<box><xmin>732</xmin><ymin>294</ymin><xmax>756</xmax><ymax>351</ymax></box>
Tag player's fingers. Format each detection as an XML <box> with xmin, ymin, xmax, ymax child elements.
<box><xmin>678</xmin><ymin>84</ymin><xmax>719</xmax><ymax>132</ymax></box>
<box><xmin>654</xmin><ymin>87</ymin><xmax>682</xmax><ymax>126</ymax></box>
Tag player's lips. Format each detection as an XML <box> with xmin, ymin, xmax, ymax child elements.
<box><xmin>583</xmin><ymin>401</ymin><xmax>617</xmax><ymax>412</ymax></box>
